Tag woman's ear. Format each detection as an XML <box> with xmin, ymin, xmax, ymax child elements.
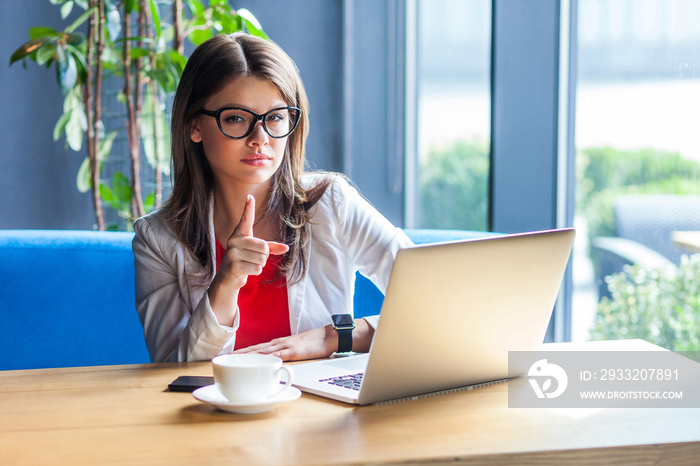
<box><xmin>190</xmin><ymin>118</ymin><xmax>203</xmax><ymax>143</ymax></box>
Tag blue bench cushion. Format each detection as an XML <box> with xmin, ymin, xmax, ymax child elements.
<box><xmin>0</xmin><ymin>230</ymin><xmax>150</xmax><ymax>370</ymax></box>
<box><xmin>1</xmin><ymin>228</ymin><xmax>494</xmax><ymax>370</ymax></box>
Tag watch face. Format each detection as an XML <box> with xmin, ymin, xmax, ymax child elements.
<box><xmin>332</xmin><ymin>314</ymin><xmax>354</xmax><ymax>327</ymax></box>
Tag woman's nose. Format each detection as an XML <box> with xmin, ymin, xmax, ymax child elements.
<box><xmin>247</xmin><ymin>120</ymin><xmax>269</xmax><ymax>146</ymax></box>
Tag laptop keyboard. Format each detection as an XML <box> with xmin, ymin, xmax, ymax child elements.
<box><xmin>320</xmin><ymin>372</ymin><xmax>364</xmax><ymax>391</ymax></box>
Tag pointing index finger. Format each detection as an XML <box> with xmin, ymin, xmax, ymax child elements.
<box><xmin>233</xmin><ymin>194</ymin><xmax>255</xmax><ymax>237</ymax></box>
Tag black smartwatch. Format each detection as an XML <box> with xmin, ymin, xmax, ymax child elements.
<box><xmin>331</xmin><ymin>314</ymin><xmax>355</xmax><ymax>353</ymax></box>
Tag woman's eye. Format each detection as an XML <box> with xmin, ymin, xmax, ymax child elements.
<box><xmin>224</xmin><ymin>114</ymin><xmax>246</xmax><ymax>124</ymax></box>
<box><xmin>266</xmin><ymin>113</ymin><xmax>285</xmax><ymax>123</ymax></box>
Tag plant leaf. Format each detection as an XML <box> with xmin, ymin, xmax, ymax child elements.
<box><xmin>53</xmin><ymin>110</ymin><xmax>72</xmax><ymax>141</ymax></box>
<box><xmin>65</xmin><ymin>110</ymin><xmax>84</xmax><ymax>151</ymax></box>
<box><xmin>161</xmin><ymin>24</ymin><xmax>175</xmax><ymax>44</ymax></box>
<box><xmin>112</xmin><ymin>171</ymin><xmax>132</xmax><ymax>205</ymax></box>
<box><xmin>97</xmin><ymin>133</ymin><xmax>115</xmax><ymax>163</ymax></box>
<box><xmin>56</xmin><ymin>45</ymin><xmax>78</xmax><ymax>92</ymax></box>
<box><xmin>143</xmin><ymin>191</ymin><xmax>156</xmax><ymax>212</ymax></box>
<box><xmin>98</xmin><ymin>46</ymin><xmax>121</xmax><ymax>68</ymax></box>
<box><xmin>99</xmin><ymin>183</ymin><xmax>119</xmax><ymax>209</ymax></box>
<box><xmin>36</xmin><ymin>43</ymin><xmax>57</xmax><ymax>66</ymax></box>
<box><xmin>184</xmin><ymin>0</ymin><xmax>204</xmax><ymax>15</ymax></box>
<box><xmin>237</xmin><ymin>8</ymin><xmax>266</xmax><ymax>38</ymax></box>
<box><xmin>124</xmin><ymin>0</ymin><xmax>136</xmax><ymax>13</ymax></box>
<box><xmin>242</xmin><ymin>18</ymin><xmax>266</xmax><ymax>39</ymax></box>
<box><xmin>76</xmin><ymin>132</ymin><xmax>115</xmax><ymax>193</ymax></box>
<box><xmin>188</xmin><ymin>27</ymin><xmax>212</xmax><ymax>46</ymax></box>
<box><xmin>65</xmin><ymin>6</ymin><xmax>95</xmax><ymax>34</ymax></box>
<box><xmin>98</xmin><ymin>130</ymin><xmax>118</xmax><ymax>162</ymax></box>
<box><xmin>129</xmin><ymin>47</ymin><xmax>150</xmax><ymax>60</ymax></box>
<box><xmin>65</xmin><ymin>32</ymin><xmax>85</xmax><ymax>47</ymax></box>
<box><xmin>76</xmin><ymin>156</ymin><xmax>91</xmax><ymax>193</ymax></box>
<box><xmin>60</xmin><ymin>1</ymin><xmax>74</xmax><ymax>19</ymax></box>
<box><xmin>106</xmin><ymin>5</ymin><xmax>122</xmax><ymax>40</ymax></box>
<box><xmin>168</xmin><ymin>50</ymin><xmax>187</xmax><ymax>71</ymax></box>
<box><xmin>61</xmin><ymin>87</ymin><xmax>85</xmax><ymax>150</ymax></box>
<box><xmin>63</xmin><ymin>83</ymin><xmax>83</xmax><ymax>112</ymax></box>
<box><xmin>65</xmin><ymin>42</ymin><xmax>88</xmax><ymax>73</ymax></box>
<box><xmin>10</xmin><ymin>37</ymin><xmax>52</xmax><ymax>65</ymax></box>
<box><xmin>140</xmin><ymin>89</ymin><xmax>171</xmax><ymax>176</ymax></box>
<box><xmin>149</xmin><ymin>0</ymin><xmax>161</xmax><ymax>38</ymax></box>
<box><xmin>29</xmin><ymin>27</ymin><xmax>62</xmax><ymax>40</ymax></box>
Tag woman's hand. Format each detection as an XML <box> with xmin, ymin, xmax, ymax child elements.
<box><xmin>233</xmin><ymin>318</ymin><xmax>375</xmax><ymax>361</ymax></box>
<box><xmin>208</xmin><ymin>195</ymin><xmax>288</xmax><ymax>326</ymax></box>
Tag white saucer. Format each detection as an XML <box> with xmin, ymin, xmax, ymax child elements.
<box><xmin>192</xmin><ymin>384</ymin><xmax>301</xmax><ymax>414</ymax></box>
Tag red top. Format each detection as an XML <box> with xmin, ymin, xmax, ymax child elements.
<box><xmin>216</xmin><ymin>238</ymin><xmax>291</xmax><ymax>350</ymax></box>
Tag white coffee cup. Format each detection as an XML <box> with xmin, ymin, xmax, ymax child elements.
<box><xmin>212</xmin><ymin>354</ymin><xmax>294</xmax><ymax>403</ymax></box>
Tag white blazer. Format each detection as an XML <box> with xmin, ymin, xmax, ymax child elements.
<box><xmin>133</xmin><ymin>174</ymin><xmax>414</xmax><ymax>362</ymax></box>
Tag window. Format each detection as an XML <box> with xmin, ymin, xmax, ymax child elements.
<box><xmin>573</xmin><ymin>0</ymin><xmax>700</xmax><ymax>351</ymax></box>
<box><xmin>405</xmin><ymin>0</ymin><xmax>492</xmax><ymax>231</ymax></box>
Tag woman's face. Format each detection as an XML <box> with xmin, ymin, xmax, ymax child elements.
<box><xmin>190</xmin><ymin>76</ymin><xmax>289</xmax><ymax>191</ymax></box>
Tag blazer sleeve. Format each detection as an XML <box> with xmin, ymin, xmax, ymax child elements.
<box><xmin>132</xmin><ymin>215</ymin><xmax>238</xmax><ymax>362</ymax></box>
<box><xmin>330</xmin><ymin>177</ymin><xmax>414</xmax><ymax>328</ymax></box>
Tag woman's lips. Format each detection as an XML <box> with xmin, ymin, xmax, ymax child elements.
<box><xmin>241</xmin><ymin>153</ymin><xmax>272</xmax><ymax>166</ymax></box>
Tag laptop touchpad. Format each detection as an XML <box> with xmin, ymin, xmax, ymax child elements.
<box><xmin>323</xmin><ymin>354</ymin><xmax>369</xmax><ymax>371</ymax></box>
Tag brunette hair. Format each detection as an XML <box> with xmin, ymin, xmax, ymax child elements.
<box><xmin>164</xmin><ymin>33</ymin><xmax>329</xmax><ymax>283</ymax></box>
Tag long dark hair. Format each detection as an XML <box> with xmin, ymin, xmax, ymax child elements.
<box><xmin>164</xmin><ymin>33</ymin><xmax>329</xmax><ymax>284</ymax></box>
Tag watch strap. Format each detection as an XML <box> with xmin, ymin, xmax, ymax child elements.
<box><xmin>336</xmin><ymin>327</ymin><xmax>353</xmax><ymax>353</ymax></box>
<box><xmin>331</xmin><ymin>314</ymin><xmax>355</xmax><ymax>353</ymax></box>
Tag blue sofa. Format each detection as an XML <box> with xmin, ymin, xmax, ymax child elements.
<box><xmin>0</xmin><ymin>228</ymin><xmax>490</xmax><ymax>370</ymax></box>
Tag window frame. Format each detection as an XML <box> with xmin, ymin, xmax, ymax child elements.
<box><xmin>344</xmin><ymin>0</ymin><xmax>577</xmax><ymax>342</ymax></box>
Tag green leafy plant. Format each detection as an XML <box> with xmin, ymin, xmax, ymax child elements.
<box><xmin>419</xmin><ymin>138</ymin><xmax>489</xmax><ymax>231</ymax></box>
<box><xmin>578</xmin><ymin>146</ymin><xmax>700</xmax><ymax>347</ymax></box>
<box><xmin>577</xmin><ymin>146</ymin><xmax>700</xmax><ymax>240</ymax></box>
<box><xmin>591</xmin><ymin>254</ymin><xmax>700</xmax><ymax>351</ymax></box>
<box><xmin>10</xmin><ymin>0</ymin><xmax>266</xmax><ymax>230</ymax></box>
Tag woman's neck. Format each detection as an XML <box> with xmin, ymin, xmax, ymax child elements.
<box><xmin>213</xmin><ymin>182</ymin><xmax>274</xmax><ymax>241</ymax></box>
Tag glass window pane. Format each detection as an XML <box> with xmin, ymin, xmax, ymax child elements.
<box><xmin>573</xmin><ymin>0</ymin><xmax>700</xmax><ymax>351</ymax></box>
<box><xmin>410</xmin><ymin>0</ymin><xmax>491</xmax><ymax>231</ymax></box>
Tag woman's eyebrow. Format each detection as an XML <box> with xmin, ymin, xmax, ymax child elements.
<box><xmin>215</xmin><ymin>102</ymin><xmax>289</xmax><ymax>111</ymax></box>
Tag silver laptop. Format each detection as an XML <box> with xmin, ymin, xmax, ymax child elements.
<box><xmin>292</xmin><ymin>228</ymin><xmax>576</xmax><ymax>405</ymax></box>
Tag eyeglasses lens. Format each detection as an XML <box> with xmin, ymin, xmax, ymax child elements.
<box><xmin>219</xmin><ymin>108</ymin><xmax>299</xmax><ymax>138</ymax></box>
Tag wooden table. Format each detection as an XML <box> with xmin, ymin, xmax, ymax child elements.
<box><xmin>2</xmin><ymin>341</ymin><xmax>700</xmax><ymax>465</ymax></box>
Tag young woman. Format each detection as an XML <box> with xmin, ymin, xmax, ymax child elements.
<box><xmin>133</xmin><ymin>33</ymin><xmax>413</xmax><ymax>363</ymax></box>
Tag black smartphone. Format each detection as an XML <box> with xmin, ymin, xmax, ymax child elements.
<box><xmin>168</xmin><ymin>375</ymin><xmax>214</xmax><ymax>392</ymax></box>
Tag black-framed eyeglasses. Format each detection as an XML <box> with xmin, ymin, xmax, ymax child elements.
<box><xmin>196</xmin><ymin>106</ymin><xmax>301</xmax><ymax>139</ymax></box>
